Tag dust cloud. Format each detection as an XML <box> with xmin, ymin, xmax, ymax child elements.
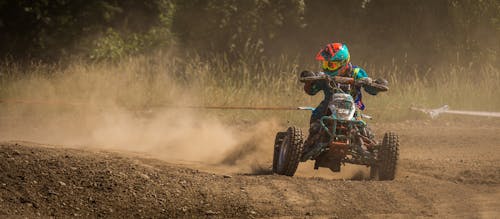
<box><xmin>88</xmin><ymin>109</ymin><xmax>279</xmax><ymax>166</ymax></box>
<box><xmin>0</xmin><ymin>105</ymin><xmax>280</xmax><ymax>167</ymax></box>
<box><xmin>0</xmin><ymin>64</ymin><xmax>280</xmax><ymax>171</ymax></box>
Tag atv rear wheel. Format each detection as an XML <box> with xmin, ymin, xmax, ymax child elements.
<box><xmin>370</xmin><ymin>132</ymin><xmax>399</xmax><ymax>180</ymax></box>
<box><xmin>272</xmin><ymin>126</ymin><xmax>304</xmax><ymax>176</ymax></box>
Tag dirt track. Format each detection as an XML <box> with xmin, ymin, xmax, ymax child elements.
<box><xmin>1</xmin><ymin>119</ymin><xmax>499</xmax><ymax>218</ymax></box>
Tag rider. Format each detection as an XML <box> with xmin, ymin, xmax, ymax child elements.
<box><xmin>300</xmin><ymin>42</ymin><xmax>386</xmax><ymax>150</ymax></box>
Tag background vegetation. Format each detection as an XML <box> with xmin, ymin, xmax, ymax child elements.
<box><xmin>0</xmin><ymin>0</ymin><xmax>499</xmax><ymax>125</ymax></box>
<box><xmin>1</xmin><ymin>0</ymin><xmax>498</xmax><ymax>65</ymax></box>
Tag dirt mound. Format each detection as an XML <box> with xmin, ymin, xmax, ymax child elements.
<box><xmin>1</xmin><ymin>142</ymin><xmax>258</xmax><ymax>218</ymax></box>
<box><xmin>1</xmin><ymin>119</ymin><xmax>499</xmax><ymax>218</ymax></box>
<box><xmin>1</xmin><ymin>135</ymin><xmax>499</xmax><ymax>218</ymax></box>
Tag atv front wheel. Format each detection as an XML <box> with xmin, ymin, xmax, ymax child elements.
<box><xmin>272</xmin><ymin>126</ymin><xmax>304</xmax><ymax>176</ymax></box>
<box><xmin>371</xmin><ymin>132</ymin><xmax>399</xmax><ymax>180</ymax></box>
<box><xmin>272</xmin><ymin>132</ymin><xmax>287</xmax><ymax>173</ymax></box>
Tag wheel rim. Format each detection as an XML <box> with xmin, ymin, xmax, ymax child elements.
<box><xmin>278</xmin><ymin>136</ymin><xmax>289</xmax><ymax>172</ymax></box>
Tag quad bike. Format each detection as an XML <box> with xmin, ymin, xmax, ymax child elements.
<box><xmin>272</xmin><ymin>74</ymin><xmax>399</xmax><ymax>180</ymax></box>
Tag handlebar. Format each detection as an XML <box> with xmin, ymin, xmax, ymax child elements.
<box><xmin>299</xmin><ymin>74</ymin><xmax>354</xmax><ymax>84</ymax></box>
<box><xmin>369</xmin><ymin>83</ymin><xmax>389</xmax><ymax>92</ymax></box>
<box><xmin>298</xmin><ymin>74</ymin><xmax>329</xmax><ymax>82</ymax></box>
<box><xmin>334</xmin><ymin>76</ymin><xmax>355</xmax><ymax>84</ymax></box>
<box><xmin>299</xmin><ymin>73</ymin><xmax>389</xmax><ymax>92</ymax></box>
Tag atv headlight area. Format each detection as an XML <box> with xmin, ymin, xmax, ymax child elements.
<box><xmin>329</xmin><ymin>93</ymin><xmax>356</xmax><ymax>120</ymax></box>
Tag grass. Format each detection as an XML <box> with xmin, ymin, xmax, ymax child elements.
<box><xmin>0</xmin><ymin>52</ymin><xmax>499</xmax><ymax>128</ymax></box>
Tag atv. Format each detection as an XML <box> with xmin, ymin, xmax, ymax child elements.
<box><xmin>272</xmin><ymin>74</ymin><xmax>399</xmax><ymax>180</ymax></box>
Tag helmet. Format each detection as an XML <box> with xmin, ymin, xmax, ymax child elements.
<box><xmin>315</xmin><ymin>43</ymin><xmax>350</xmax><ymax>75</ymax></box>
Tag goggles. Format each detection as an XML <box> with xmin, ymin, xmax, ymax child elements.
<box><xmin>322</xmin><ymin>60</ymin><xmax>344</xmax><ymax>71</ymax></box>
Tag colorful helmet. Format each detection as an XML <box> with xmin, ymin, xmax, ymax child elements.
<box><xmin>316</xmin><ymin>43</ymin><xmax>350</xmax><ymax>75</ymax></box>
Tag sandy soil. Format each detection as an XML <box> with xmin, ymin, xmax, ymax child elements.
<box><xmin>1</xmin><ymin>118</ymin><xmax>499</xmax><ymax>218</ymax></box>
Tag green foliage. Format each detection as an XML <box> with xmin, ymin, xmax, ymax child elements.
<box><xmin>0</xmin><ymin>0</ymin><xmax>498</xmax><ymax>68</ymax></box>
<box><xmin>171</xmin><ymin>0</ymin><xmax>305</xmax><ymax>56</ymax></box>
<box><xmin>91</xmin><ymin>29</ymin><xmax>126</xmax><ymax>60</ymax></box>
<box><xmin>0</xmin><ymin>0</ymin><xmax>175</xmax><ymax>60</ymax></box>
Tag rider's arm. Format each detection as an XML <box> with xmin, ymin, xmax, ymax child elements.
<box><xmin>353</xmin><ymin>67</ymin><xmax>369</xmax><ymax>80</ymax></box>
<box><xmin>354</xmin><ymin>67</ymin><xmax>388</xmax><ymax>95</ymax></box>
<box><xmin>300</xmin><ymin>70</ymin><xmax>322</xmax><ymax>96</ymax></box>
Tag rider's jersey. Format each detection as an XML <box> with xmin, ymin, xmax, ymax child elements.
<box><xmin>304</xmin><ymin>64</ymin><xmax>369</xmax><ymax>122</ymax></box>
<box><xmin>305</xmin><ymin>65</ymin><xmax>369</xmax><ymax>101</ymax></box>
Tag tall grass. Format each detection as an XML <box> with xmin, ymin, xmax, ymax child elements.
<box><xmin>1</xmin><ymin>52</ymin><xmax>499</xmax><ymax>128</ymax></box>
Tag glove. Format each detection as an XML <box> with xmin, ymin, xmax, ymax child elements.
<box><xmin>374</xmin><ymin>78</ymin><xmax>388</xmax><ymax>86</ymax></box>
<box><xmin>364</xmin><ymin>78</ymin><xmax>389</xmax><ymax>95</ymax></box>
<box><xmin>299</xmin><ymin>70</ymin><xmax>316</xmax><ymax>83</ymax></box>
<box><xmin>300</xmin><ymin>70</ymin><xmax>315</xmax><ymax>78</ymax></box>
<box><xmin>355</xmin><ymin>77</ymin><xmax>372</xmax><ymax>86</ymax></box>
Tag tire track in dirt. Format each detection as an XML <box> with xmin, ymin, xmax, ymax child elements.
<box><xmin>0</xmin><ymin>142</ymin><xmax>498</xmax><ymax>218</ymax></box>
<box><xmin>1</xmin><ymin>119</ymin><xmax>499</xmax><ymax>218</ymax></box>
